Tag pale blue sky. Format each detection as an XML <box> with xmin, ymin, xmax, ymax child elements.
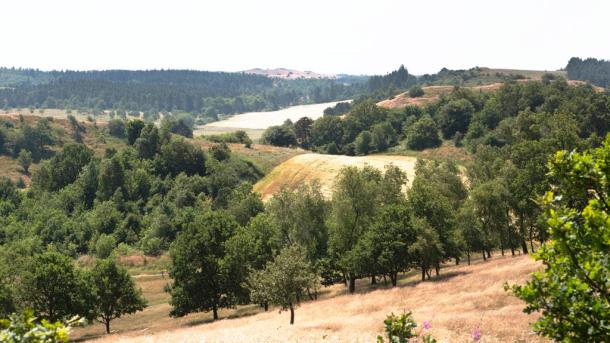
<box><xmin>3</xmin><ymin>0</ymin><xmax>609</xmax><ymax>75</ymax></box>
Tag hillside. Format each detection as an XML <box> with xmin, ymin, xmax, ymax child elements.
<box><xmin>253</xmin><ymin>153</ymin><xmax>418</xmax><ymax>199</ymax></box>
<box><xmin>85</xmin><ymin>255</ymin><xmax>542</xmax><ymax>342</ymax></box>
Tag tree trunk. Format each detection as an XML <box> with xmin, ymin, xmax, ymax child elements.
<box><xmin>421</xmin><ymin>267</ymin><xmax>426</xmax><ymax>281</ymax></box>
<box><xmin>511</xmin><ymin>246</ymin><xmax>515</xmax><ymax>256</ymax></box>
<box><xmin>529</xmin><ymin>228</ymin><xmax>536</xmax><ymax>253</ymax></box>
<box><xmin>371</xmin><ymin>274</ymin><xmax>377</xmax><ymax>285</ymax></box>
<box><xmin>391</xmin><ymin>272</ymin><xmax>397</xmax><ymax>287</ymax></box>
<box><xmin>486</xmin><ymin>250</ymin><xmax>491</xmax><ymax>258</ymax></box>
<box><xmin>455</xmin><ymin>256</ymin><xmax>460</xmax><ymax>265</ymax></box>
<box><xmin>105</xmin><ymin>320</ymin><xmax>110</xmax><ymax>334</ymax></box>
<box><xmin>482</xmin><ymin>251</ymin><xmax>487</xmax><ymax>261</ymax></box>
<box><xmin>306</xmin><ymin>288</ymin><xmax>314</xmax><ymax>301</ymax></box>
<box><xmin>435</xmin><ymin>263</ymin><xmax>440</xmax><ymax>276</ymax></box>
<box><xmin>520</xmin><ymin>215</ymin><xmax>529</xmax><ymax>254</ymax></box>
<box><xmin>290</xmin><ymin>305</ymin><xmax>295</xmax><ymax>325</ymax></box>
<box><xmin>264</xmin><ymin>302</ymin><xmax>268</xmax><ymax>311</ymax></box>
<box><xmin>212</xmin><ymin>304</ymin><xmax>218</xmax><ymax>320</ymax></box>
<box><xmin>467</xmin><ymin>251</ymin><xmax>471</xmax><ymax>265</ymax></box>
<box><xmin>348</xmin><ymin>275</ymin><xmax>356</xmax><ymax>293</ymax></box>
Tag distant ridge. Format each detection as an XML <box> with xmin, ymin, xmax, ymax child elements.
<box><xmin>243</xmin><ymin>68</ymin><xmax>337</xmax><ymax>79</ymax></box>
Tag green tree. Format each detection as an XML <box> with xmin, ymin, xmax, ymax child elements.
<box><xmin>125</xmin><ymin>119</ymin><xmax>145</xmax><ymax>145</ymax></box>
<box><xmin>329</xmin><ymin>166</ymin><xmax>382</xmax><ymax>293</ymax></box>
<box><xmin>509</xmin><ymin>140</ymin><xmax>610</xmax><ymax>341</ymax></box>
<box><xmin>408</xmin><ymin>85</ymin><xmax>424</xmax><ymax>97</ymax></box>
<box><xmin>107</xmin><ymin>119</ymin><xmax>125</xmax><ymax>138</ymax></box>
<box><xmin>294</xmin><ymin>117</ymin><xmax>314</xmax><ymax>148</ymax></box>
<box><xmin>261</xmin><ymin>125</ymin><xmax>297</xmax><ymax>147</ymax></box>
<box><xmin>404</xmin><ymin>115</ymin><xmax>441</xmax><ymax>150</ymax></box>
<box><xmin>245</xmin><ymin>245</ymin><xmax>317</xmax><ymax>324</ymax></box>
<box><xmin>166</xmin><ymin>211</ymin><xmax>238</xmax><ymax>320</ymax></box>
<box><xmin>21</xmin><ymin>251</ymin><xmax>93</xmax><ymax>322</ymax></box>
<box><xmin>67</xmin><ymin>115</ymin><xmax>85</xmax><ymax>143</ymax></box>
<box><xmin>17</xmin><ymin>149</ymin><xmax>32</xmax><ymax>175</ymax></box>
<box><xmin>89</xmin><ymin>259</ymin><xmax>146</xmax><ymax>333</ymax></box>
<box><xmin>436</xmin><ymin>99</ymin><xmax>474</xmax><ymax>139</ymax></box>
<box><xmin>33</xmin><ymin>144</ymin><xmax>93</xmax><ymax>192</ymax></box>
<box><xmin>134</xmin><ymin>123</ymin><xmax>160</xmax><ymax>159</ymax></box>
<box><xmin>354</xmin><ymin>130</ymin><xmax>373</xmax><ymax>155</ymax></box>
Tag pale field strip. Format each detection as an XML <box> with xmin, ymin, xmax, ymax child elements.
<box><xmin>201</xmin><ymin>101</ymin><xmax>349</xmax><ymax>130</ymax></box>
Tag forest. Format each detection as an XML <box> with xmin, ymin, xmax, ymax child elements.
<box><xmin>566</xmin><ymin>57</ymin><xmax>610</xmax><ymax>88</ymax></box>
<box><xmin>0</xmin><ymin>68</ymin><xmax>366</xmax><ymax>118</ymax></box>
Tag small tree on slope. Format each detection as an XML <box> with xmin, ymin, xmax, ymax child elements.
<box><xmin>246</xmin><ymin>245</ymin><xmax>317</xmax><ymax>324</ymax></box>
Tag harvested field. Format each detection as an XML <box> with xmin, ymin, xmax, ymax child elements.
<box><xmin>201</xmin><ymin>101</ymin><xmax>349</xmax><ymax>130</ymax></box>
<box><xmin>253</xmin><ymin>153</ymin><xmax>417</xmax><ymax>199</ymax></box>
<box><xmin>87</xmin><ymin>254</ymin><xmax>543</xmax><ymax>343</ymax></box>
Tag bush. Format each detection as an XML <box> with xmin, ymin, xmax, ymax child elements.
<box><xmin>95</xmin><ymin>234</ymin><xmax>116</xmax><ymax>259</ymax></box>
<box><xmin>404</xmin><ymin>115</ymin><xmax>442</xmax><ymax>150</ymax></box>
<box><xmin>261</xmin><ymin>125</ymin><xmax>296</xmax><ymax>147</ymax></box>
<box><xmin>408</xmin><ymin>85</ymin><xmax>425</xmax><ymax>98</ymax></box>
<box><xmin>107</xmin><ymin>119</ymin><xmax>126</xmax><ymax>138</ymax></box>
<box><xmin>377</xmin><ymin>311</ymin><xmax>418</xmax><ymax>343</ymax></box>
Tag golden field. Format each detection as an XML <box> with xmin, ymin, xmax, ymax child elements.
<box><xmin>83</xmin><ymin>254</ymin><xmax>542</xmax><ymax>343</ymax></box>
<box><xmin>253</xmin><ymin>153</ymin><xmax>418</xmax><ymax>200</ymax></box>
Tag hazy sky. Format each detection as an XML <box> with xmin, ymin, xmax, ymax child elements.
<box><xmin>3</xmin><ymin>0</ymin><xmax>609</xmax><ymax>75</ymax></box>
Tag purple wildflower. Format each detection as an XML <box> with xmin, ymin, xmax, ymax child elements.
<box><xmin>472</xmin><ymin>327</ymin><xmax>481</xmax><ymax>342</ymax></box>
<box><xmin>422</xmin><ymin>320</ymin><xmax>431</xmax><ymax>331</ymax></box>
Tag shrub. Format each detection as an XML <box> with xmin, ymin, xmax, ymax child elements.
<box><xmin>377</xmin><ymin>311</ymin><xmax>418</xmax><ymax>343</ymax></box>
<box><xmin>404</xmin><ymin>115</ymin><xmax>442</xmax><ymax>150</ymax></box>
<box><xmin>408</xmin><ymin>85</ymin><xmax>425</xmax><ymax>98</ymax></box>
<box><xmin>95</xmin><ymin>234</ymin><xmax>116</xmax><ymax>259</ymax></box>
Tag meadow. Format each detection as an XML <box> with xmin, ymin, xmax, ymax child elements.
<box><xmin>80</xmin><ymin>254</ymin><xmax>542</xmax><ymax>343</ymax></box>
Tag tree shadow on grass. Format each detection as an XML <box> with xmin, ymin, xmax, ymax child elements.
<box><xmin>185</xmin><ymin>305</ymin><xmax>263</xmax><ymax>327</ymax></box>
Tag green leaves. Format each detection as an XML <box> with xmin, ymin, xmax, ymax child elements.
<box><xmin>510</xmin><ymin>136</ymin><xmax>610</xmax><ymax>341</ymax></box>
<box><xmin>89</xmin><ymin>259</ymin><xmax>146</xmax><ymax>333</ymax></box>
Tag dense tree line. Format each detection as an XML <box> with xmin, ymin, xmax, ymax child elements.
<box><xmin>262</xmin><ymin>78</ymin><xmax>610</xmax><ymax>156</ymax></box>
<box><xmin>0</xmin><ymin>69</ymin><xmax>364</xmax><ymax>118</ymax></box>
<box><xmin>566</xmin><ymin>57</ymin><xmax>610</xmax><ymax>88</ymax></box>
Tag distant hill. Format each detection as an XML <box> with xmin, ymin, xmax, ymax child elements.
<box><xmin>243</xmin><ymin>68</ymin><xmax>337</xmax><ymax>80</ymax></box>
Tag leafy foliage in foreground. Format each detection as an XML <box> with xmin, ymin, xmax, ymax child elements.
<box><xmin>509</xmin><ymin>137</ymin><xmax>610</xmax><ymax>341</ymax></box>
<box><xmin>0</xmin><ymin>310</ymin><xmax>82</xmax><ymax>343</ymax></box>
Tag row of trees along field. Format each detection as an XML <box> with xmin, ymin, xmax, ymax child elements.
<box><xmin>0</xmin><ymin>68</ymin><xmax>365</xmax><ymax>119</ymax></box>
<box><xmin>262</xmin><ymin>77</ymin><xmax>610</xmax><ymax>156</ymax></box>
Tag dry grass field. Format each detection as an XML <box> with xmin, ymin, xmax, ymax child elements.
<box><xmin>84</xmin><ymin>254</ymin><xmax>542</xmax><ymax>343</ymax></box>
<box><xmin>201</xmin><ymin>101</ymin><xmax>348</xmax><ymax>131</ymax></box>
<box><xmin>377</xmin><ymin>84</ymin><xmax>504</xmax><ymax>110</ymax></box>
<box><xmin>253</xmin><ymin>153</ymin><xmax>418</xmax><ymax>200</ymax></box>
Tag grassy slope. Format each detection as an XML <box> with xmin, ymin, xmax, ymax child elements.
<box><xmin>0</xmin><ymin>114</ymin><xmax>126</xmax><ymax>184</ymax></box>
<box><xmin>253</xmin><ymin>153</ymin><xmax>418</xmax><ymax>200</ymax></box>
<box><xmin>82</xmin><ymin>254</ymin><xmax>543</xmax><ymax>343</ymax></box>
